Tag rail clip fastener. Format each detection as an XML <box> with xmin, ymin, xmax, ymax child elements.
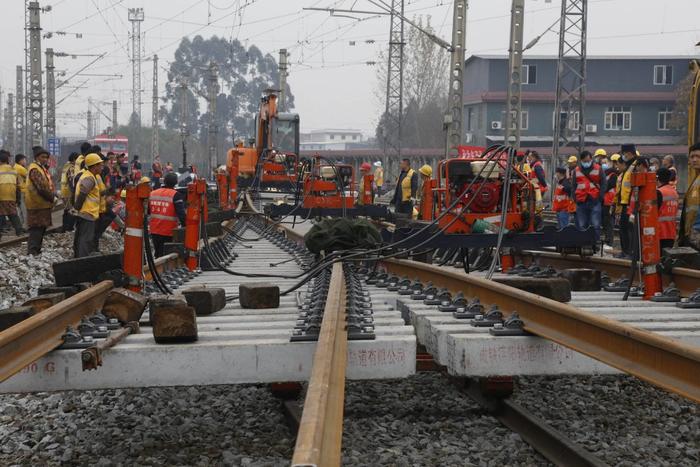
<box><xmin>471</xmin><ymin>306</ymin><xmax>503</xmax><ymax>328</ymax></box>
<box><xmin>489</xmin><ymin>312</ymin><xmax>531</xmax><ymax>336</ymax></box>
<box><xmin>676</xmin><ymin>291</ymin><xmax>700</xmax><ymax>309</ymax></box>
<box><xmin>651</xmin><ymin>284</ymin><xmax>681</xmax><ymax>303</ymax></box>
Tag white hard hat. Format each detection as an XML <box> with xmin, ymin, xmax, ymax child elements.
<box><xmin>373</xmin><ymin>161</ymin><xmax>382</xmax><ymax>167</ymax></box>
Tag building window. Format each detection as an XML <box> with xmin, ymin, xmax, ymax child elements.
<box><xmin>604</xmin><ymin>106</ymin><xmax>632</xmax><ymax>131</ymax></box>
<box><xmin>522</xmin><ymin>64</ymin><xmax>537</xmax><ymax>85</ymax></box>
<box><xmin>554</xmin><ymin>111</ymin><xmax>580</xmax><ymax>131</ymax></box>
<box><xmin>352</xmin><ymin>135</ymin><xmax>357</xmax><ymax>140</ymax></box>
<box><xmin>341</xmin><ymin>135</ymin><xmax>346</xmax><ymax>140</ymax></box>
<box><xmin>329</xmin><ymin>134</ymin><xmax>334</xmax><ymax>140</ymax></box>
<box><xmin>654</xmin><ymin>65</ymin><xmax>673</xmax><ymax>85</ymax></box>
<box><xmin>501</xmin><ymin>110</ymin><xmax>528</xmax><ymax>130</ymax></box>
<box><xmin>658</xmin><ymin>106</ymin><xmax>673</xmax><ymax>131</ymax></box>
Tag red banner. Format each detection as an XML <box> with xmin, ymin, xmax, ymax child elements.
<box><xmin>457</xmin><ymin>145</ymin><xmax>487</xmax><ymax>159</ymax></box>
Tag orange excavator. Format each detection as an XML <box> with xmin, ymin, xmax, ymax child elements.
<box><xmin>226</xmin><ymin>89</ymin><xmax>300</xmax><ymax>192</ymax></box>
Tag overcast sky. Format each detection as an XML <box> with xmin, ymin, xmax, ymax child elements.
<box><xmin>1</xmin><ymin>0</ymin><xmax>699</xmax><ymax>138</ymax></box>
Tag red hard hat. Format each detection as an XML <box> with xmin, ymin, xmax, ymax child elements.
<box><xmin>360</xmin><ymin>162</ymin><xmax>371</xmax><ymax>171</ymax></box>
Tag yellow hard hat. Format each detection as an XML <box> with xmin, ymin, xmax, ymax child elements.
<box><xmin>635</xmin><ymin>150</ymin><xmax>640</xmax><ymax>156</ymax></box>
<box><xmin>567</xmin><ymin>155</ymin><xmax>578</xmax><ymax>163</ymax></box>
<box><xmin>139</xmin><ymin>176</ymin><xmax>151</xmax><ymax>184</ymax></box>
<box><xmin>120</xmin><ymin>189</ymin><xmax>127</xmax><ymax>199</ymax></box>
<box><xmin>594</xmin><ymin>148</ymin><xmax>607</xmax><ymax>157</ymax></box>
<box><xmin>85</xmin><ymin>153</ymin><xmax>103</xmax><ymax>167</ymax></box>
<box><xmin>610</xmin><ymin>153</ymin><xmax>621</xmax><ymax>161</ymax></box>
<box><xmin>419</xmin><ymin>164</ymin><xmax>433</xmax><ymax>177</ymax></box>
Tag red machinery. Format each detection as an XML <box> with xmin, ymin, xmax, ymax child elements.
<box><xmin>434</xmin><ymin>156</ymin><xmax>536</xmax><ymax>235</ymax></box>
<box><xmin>184</xmin><ymin>179</ymin><xmax>208</xmax><ymax>271</ymax></box>
<box><xmin>359</xmin><ymin>173</ymin><xmax>374</xmax><ymax>206</ymax></box>
<box><xmin>301</xmin><ymin>157</ymin><xmax>354</xmax><ymax>210</ymax></box>
<box><xmin>123</xmin><ymin>183</ymin><xmax>152</xmax><ymax>292</ymax></box>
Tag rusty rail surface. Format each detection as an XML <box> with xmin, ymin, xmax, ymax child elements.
<box><xmin>514</xmin><ymin>250</ymin><xmax>700</xmax><ymax>296</ymax></box>
<box><xmin>0</xmin><ymin>280</ymin><xmax>113</xmax><ymax>384</ymax></box>
<box><xmin>291</xmin><ymin>262</ymin><xmax>348</xmax><ymax>467</ymax></box>
<box><xmin>382</xmin><ymin>259</ymin><xmax>700</xmax><ymax>403</ymax></box>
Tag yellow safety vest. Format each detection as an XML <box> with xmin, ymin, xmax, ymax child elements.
<box><xmin>683</xmin><ymin>175</ymin><xmax>700</xmax><ymax>239</ymax></box>
<box><xmin>75</xmin><ymin>170</ymin><xmax>101</xmax><ymax>220</ymax></box>
<box><xmin>97</xmin><ymin>174</ymin><xmax>107</xmax><ymax>214</ymax></box>
<box><xmin>357</xmin><ymin>176</ymin><xmax>366</xmax><ymax>206</ymax></box>
<box><xmin>60</xmin><ymin>162</ymin><xmax>74</xmax><ymax>198</ymax></box>
<box><xmin>374</xmin><ymin>167</ymin><xmax>384</xmax><ymax>187</ymax></box>
<box><xmin>25</xmin><ymin>162</ymin><xmax>54</xmax><ymax>210</ymax></box>
<box><xmin>14</xmin><ymin>163</ymin><xmax>27</xmax><ymax>194</ymax></box>
<box><xmin>616</xmin><ymin>160</ymin><xmax>636</xmax><ymax>206</ymax></box>
<box><xmin>0</xmin><ymin>163</ymin><xmax>18</xmax><ymax>202</ymax></box>
<box><xmin>401</xmin><ymin>169</ymin><xmax>415</xmax><ymax>202</ymax></box>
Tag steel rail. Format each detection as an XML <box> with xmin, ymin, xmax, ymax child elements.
<box><xmin>291</xmin><ymin>262</ymin><xmax>348</xmax><ymax>467</ymax></box>
<box><xmin>381</xmin><ymin>259</ymin><xmax>700</xmax><ymax>403</ymax></box>
<box><xmin>514</xmin><ymin>250</ymin><xmax>700</xmax><ymax>296</ymax></box>
<box><xmin>0</xmin><ymin>280</ymin><xmax>113</xmax><ymax>384</ymax></box>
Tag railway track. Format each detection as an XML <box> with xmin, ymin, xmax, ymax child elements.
<box><xmin>1</xmin><ymin>198</ymin><xmax>699</xmax><ymax>465</ymax></box>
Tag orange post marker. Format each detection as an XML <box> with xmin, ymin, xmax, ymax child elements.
<box><xmin>419</xmin><ymin>179</ymin><xmax>436</xmax><ymax>221</ymax></box>
<box><xmin>216</xmin><ymin>172</ymin><xmax>228</xmax><ymax>209</ymax></box>
<box><xmin>123</xmin><ymin>183</ymin><xmax>152</xmax><ymax>292</ymax></box>
<box><xmin>632</xmin><ymin>171</ymin><xmax>662</xmax><ymax>299</ymax></box>
<box><xmin>361</xmin><ymin>174</ymin><xmax>374</xmax><ymax>205</ymax></box>
<box><xmin>184</xmin><ymin>179</ymin><xmax>208</xmax><ymax>271</ymax></box>
<box><xmin>228</xmin><ymin>151</ymin><xmax>239</xmax><ymax>208</ymax></box>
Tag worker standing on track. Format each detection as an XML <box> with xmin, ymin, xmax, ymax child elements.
<box><xmin>148</xmin><ymin>172</ymin><xmax>186</xmax><ymax>258</ymax></box>
<box><xmin>602</xmin><ymin>154</ymin><xmax>619</xmax><ymax>249</ymax></box>
<box><xmin>614</xmin><ymin>144</ymin><xmax>638</xmax><ymax>258</ymax></box>
<box><xmin>60</xmin><ymin>152</ymin><xmax>78</xmax><ymax>232</ymax></box>
<box><xmin>391</xmin><ymin>158</ymin><xmax>418</xmax><ymax>217</ymax></box>
<box><xmin>418</xmin><ymin>164</ymin><xmax>433</xmax><ymax>220</ymax></box>
<box><xmin>552</xmin><ymin>167</ymin><xmax>574</xmax><ymax>229</ymax></box>
<box><xmin>373</xmin><ymin>161</ymin><xmax>384</xmax><ymax>196</ymax></box>
<box><xmin>0</xmin><ymin>150</ymin><xmax>25</xmax><ymax>238</ymax></box>
<box><xmin>13</xmin><ymin>154</ymin><xmax>28</xmax><ymax>227</ymax></box>
<box><xmin>73</xmin><ymin>153</ymin><xmax>104</xmax><ymax>258</ymax></box>
<box><xmin>574</xmin><ymin>151</ymin><xmax>606</xmax><ymax>247</ymax></box>
<box><xmin>25</xmin><ymin>146</ymin><xmax>56</xmax><ymax>255</ymax></box>
<box><xmin>356</xmin><ymin>162</ymin><xmax>374</xmax><ymax>206</ymax></box>
<box><xmin>656</xmin><ymin>167</ymin><xmax>678</xmax><ymax>252</ymax></box>
<box><xmin>678</xmin><ymin>143</ymin><xmax>700</xmax><ymax>251</ymax></box>
<box><xmin>662</xmin><ymin>154</ymin><xmax>677</xmax><ymax>186</ymax></box>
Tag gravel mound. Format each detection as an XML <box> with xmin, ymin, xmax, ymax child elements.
<box><xmin>0</xmin><ymin>230</ymin><xmax>123</xmax><ymax>308</ymax></box>
<box><xmin>513</xmin><ymin>375</ymin><xmax>700</xmax><ymax>467</ymax></box>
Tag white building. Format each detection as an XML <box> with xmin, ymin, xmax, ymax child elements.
<box><xmin>300</xmin><ymin>129</ymin><xmax>364</xmax><ymax>151</ymax></box>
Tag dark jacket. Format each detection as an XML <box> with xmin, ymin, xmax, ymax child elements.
<box><xmin>392</xmin><ymin>169</ymin><xmax>418</xmax><ymax>206</ymax></box>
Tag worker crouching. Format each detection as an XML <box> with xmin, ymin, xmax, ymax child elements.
<box><xmin>148</xmin><ymin>172</ymin><xmax>186</xmax><ymax>258</ymax></box>
<box><xmin>73</xmin><ymin>153</ymin><xmax>104</xmax><ymax>258</ymax></box>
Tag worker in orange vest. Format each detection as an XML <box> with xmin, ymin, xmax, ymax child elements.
<box><xmin>526</xmin><ymin>150</ymin><xmax>548</xmax><ymax>194</ymax></box>
<box><xmin>601</xmin><ymin>154</ymin><xmax>619</xmax><ymax>248</ymax></box>
<box><xmin>148</xmin><ymin>172</ymin><xmax>186</xmax><ymax>257</ymax></box>
<box><xmin>574</xmin><ymin>151</ymin><xmax>607</xmax><ymax>245</ymax></box>
<box><xmin>356</xmin><ymin>162</ymin><xmax>374</xmax><ymax>206</ymax></box>
<box><xmin>656</xmin><ymin>167</ymin><xmax>678</xmax><ymax>252</ymax></box>
<box><xmin>552</xmin><ymin>167</ymin><xmax>575</xmax><ymax>229</ymax></box>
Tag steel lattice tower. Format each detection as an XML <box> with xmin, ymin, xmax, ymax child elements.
<box><xmin>6</xmin><ymin>93</ymin><xmax>15</xmax><ymax>153</ymax></box>
<box><xmin>15</xmin><ymin>66</ymin><xmax>25</xmax><ymax>155</ymax></box>
<box><xmin>383</xmin><ymin>0</ymin><xmax>404</xmax><ymax>158</ymax></box>
<box><xmin>27</xmin><ymin>1</ymin><xmax>43</xmax><ymax>146</ymax></box>
<box><xmin>151</xmin><ymin>55</ymin><xmax>159</xmax><ymax>161</ymax></box>
<box><xmin>551</xmin><ymin>0</ymin><xmax>587</xmax><ymax>169</ymax></box>
<box><xmin>446</xmin><ymin>0</ymin><xmax>468</xmax><ymax>157</ymax></box>
<box><xmin>45</xmin><ymin>48</ymin><xmax>56</xmax><ymax>140</ymax></box>
<box><xmin>129</xmin><ymin>8</ymin><xmax>144</xmax><ymax>126</ymax></box>
<box><xmin>207</xmin><ymin>61</ymin><xmax>219</xmax><ymax>175</ymax></box>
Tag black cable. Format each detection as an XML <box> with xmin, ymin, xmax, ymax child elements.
<box><xmin>143</xmin><ymin>212</ymin><xmax>173</xmax><ymax>295</ymax></box>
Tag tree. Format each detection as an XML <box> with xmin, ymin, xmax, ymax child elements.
<box><xmin>161</xmin><ymin>35</ymin><xmax>295</xmax><ymax>154</ymax></box>
<box><xmin>374</xmin><ymin>16</ymin><xmax>449</xmax><ymax>149</ymax></box>
<box><xmin>670</xmin><ymin>69</ymin><xmax>695</xmax><ymax>141</ymax></box>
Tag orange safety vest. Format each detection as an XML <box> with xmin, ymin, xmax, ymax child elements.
<box><xmin>552</xmin><ymin>183</ymin><xmax>575</xmax><ymax>213</ymax></box>
<box><xmin>658</xmin><ymin>184</ymin><xmax>679</xmax><ymax>240</ymax></box>
<box><xmin>528</xmin><ymin>160</ymin><xmax>548</xmax><ymax>193</ymax></box>
<box><xmin>574</xmin><ymin>164</ymin><xmax>601</xmax><ymax>203</ymax></box>
<box><xmin>149</xmin><ymin>187</ymin><xmax>179</xmax><ymax>236</ymax></box>
<box><xmin>603</xmin><ymin>172</ymin><xmax>616</xmax><ymax>206</ymax></box>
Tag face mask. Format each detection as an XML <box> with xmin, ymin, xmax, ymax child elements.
<box><xmin>601</xmin><ymin>164</ymin><xmax>609</xmax><ymax>171</ymax></box>
<box><xmin>581</xmin><ymin>161</ymin><xmax>592</xmax><ymax>168</ymax></box>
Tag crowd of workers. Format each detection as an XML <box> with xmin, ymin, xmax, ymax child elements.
<box><xmin>0</xmin><ymin>143</ymin><xmax>184</xmax><ymax>259</ymax></box>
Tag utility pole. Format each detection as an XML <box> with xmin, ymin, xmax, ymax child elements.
<box><xmin>128</xmin><ymin>8</ymin><xmax>144</xmax><ymax>126</ymax></box>
<box><xmin>45</xmin><ymin>48</ymin><xmax>56</xmax><ymax>141</ymax></box>
<box><xmin>551</xmin><ymin>0</ymin><xmax>587</xmax><ymax>177</ymax></box>
<box><xmin>446</xmin><ymin>0</ymin><xmax>468</xmax><ymax>157</ymax></box>
<box><xmin>383</xmin><ymin>0</ymin><xmax>404</xmax><ymax>159</ymax></box>
<box><xmin>151</xmin><ymin>55</ymin><xmax>159</xmax><ymax>163</ymax></box>
<box><xmin>6</xmin><ymin>93</ymin><xmax>14</xmax><ymax>153</ymax></box>
<box><xmin>112</xmin><ymin>100</ymin><xmax>118</xmax><ymax>136</ymax></box>
<box><xmin>24</xmin><ymin>1</ymin><xmax>30</xmax><ymax>152</ymax></box>
<box><xmin>504</xmin><ymin>0</ymin><xmax>524</xmax><ymax>149</ymax></box>
<box><xmin>278</xmin><ymin>49</ymin><xmax>289</xmax><ymax>112</ymax></box>
<box><xmin>15</xmin><ymin>66</ymin><xmax>25</xmax><ymax>155</ymax></box>
<box><xmin>27</xmin><ymin>1</ymin><xmax>43</xmax><ymax>146</ymax></box>
<box><xmin>179</xmin><ymin>81</ymin><xmax>189</xmax><ymax>170</ymax></box>
<box><xmin>87</xmin><ymin>101</ymin><xmax>93</xmax><ymax>140</ymax></box>
<box><xmin>207</xmin><ymin>61</ymin><xmax>219</xmax><ymax>175</ymax></box>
